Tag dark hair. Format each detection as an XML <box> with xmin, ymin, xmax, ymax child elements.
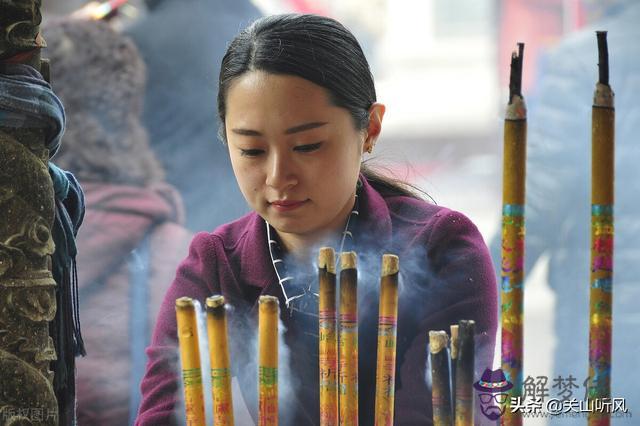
<box><xmin>217</xmin><ymin>13</ymin><xmax>425</xmax><ymax>199</ymax></box>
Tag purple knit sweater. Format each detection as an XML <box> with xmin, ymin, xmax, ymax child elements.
<box><xmin>135</xmin><ymin>176</ymin><xmax>497</xmax><ymax>425</ymax></box>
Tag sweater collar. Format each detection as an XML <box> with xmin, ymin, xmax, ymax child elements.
<box><xmin>357</xmin><ymin>173</ymin><xmax>393</xmax><ymax>247</ymax></box>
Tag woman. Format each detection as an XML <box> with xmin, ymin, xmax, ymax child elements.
<box><xmin>136</xmin><ymin>14</ymin><xmax>497</xmax><ymax>425</ymax></box>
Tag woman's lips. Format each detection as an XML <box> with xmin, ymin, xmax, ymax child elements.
<box><xmin>270</xmin><ymin>199</ymin><xmax>308</xmax><ymax>212</ymax></box>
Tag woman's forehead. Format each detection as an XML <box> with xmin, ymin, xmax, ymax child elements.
<box><xmin>227</xmin><ymin>71</ymin><xmax>330</xmax><ymax>108</ymax></box>
<box><xmin>225</xmin><ymin>71</ymin><xmax>346</xmax><ymax>129</ymax></box>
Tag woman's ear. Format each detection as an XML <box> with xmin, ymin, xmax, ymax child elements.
<box><xmin>363</xmin><ymin>102</ymin><xmax>386</xmax><ymax>154</ymax></box>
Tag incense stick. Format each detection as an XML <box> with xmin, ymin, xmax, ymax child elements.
<box><xmin>588</xmin><ymin>31</ymin><xmax>614</xmax><ymax>426</ymax></box>
<box><xmin>319</xmin><ymin>247</ymin><xmax>339</xmax><ymax>426</ymax></box>
<box><xmin>258</xmin><ymin>295</ymin><xmax>279</xmax><ymax>426</ymax></box>
<box><xmin>430</xmin><ymin>331</ymin><xmax>453</xmax><ymax>426</ymax></box>
<box><xmin>450</xmin><ymin>324</ymin><xmax>459</xmax><ymax>416</ymax></box>
<box><xmin>206</xmin><ymin>295</ymin><xmax>234</xmax><ymax>426</ymax></box>
<box><xmin>374</xmin><ymin>254</ymin><xmax>400</xmax><ymax>426</ymax></box>
<box><xmin>455</xmin><ymin>320</ymin><xmax>475</xmax><ymax>426</ymax></box>
<box><xmin>501</xmin><ymin>42</ymin><xmax>527</xmax><ymax>426</ymax></box>
<box><xmin>175</xmin><ymin>297</ymin><xmax>206</xmax><ymax>425</ymax></box>
<box><xmin>339</xmin><ymin>252</ymin><xmax>358</xmax><ymax>426</ymax></box>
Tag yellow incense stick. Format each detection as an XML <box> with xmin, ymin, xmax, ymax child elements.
<box><xmin>259</xmin><ymin>295</ymin><xmax>279</xmax><ymax>426</ymax></box>
<box><xmin>339</xmin><ymin>252</ymin><xmax>358</xmax><ymax>426</ymax></box>
<box><xmin>206</xmin><ymin>295</ymin><xmax>234</xmax><ymax>426</ymax></box>
<box><xmin>501</xmin><ymin>43</ymin><xmax>526</xmax><ymax>426</ymax></box>
<box><xmin>374</xmin><ymin>254</ymin><xmax>399</xmax><ymax>426</ymax></box>
<box><xmin>319</xmin><ymin>247</ymin><xmax>338</xmax><ymax>426</ymax></box>
<box><xmin>587</xmin><ymin>31</ymin><xmax>615</xmax><ymax>426</ymax></box>
<box><xmin>175</xmin><ymin>297</ymin><xmax>206</xmax><ymax>425</ymax></box>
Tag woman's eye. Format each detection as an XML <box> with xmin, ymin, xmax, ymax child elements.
<box><xmin>294</xmin><ymin>142</ymin><xmax>323</xmax><ymax>153</ymax></box>
<box><xmin>240</xmin><ymin>148</ymin><xmax>265</xmax><ymax>157</ymax></box>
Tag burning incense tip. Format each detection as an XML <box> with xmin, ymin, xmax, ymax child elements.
<box><xmin>340</xmin><ymin>251</ymin><xmax>357</xmax><ymax>270</ymax></box>
<box><xmin>318</xmin><ymin>247</ymin><xmax>336</xmax><ymax>273</ymax></box>
<box><xmin>206</xmin><ymin>295</ymin><xmax>225</xmax><ymax>309</ymax></box>
<box><xmin>381</xmin><ymin>254</ymin><xmax>399</xmax><ymax>276</ymax></box>
<box><xmin>260</xmin><ymin>295</ymin><xmax>278</xmax><ymax>303</ymax></box>
<box><xmin>596</xmin><ymin>31</ymin><xmax>609</xmax><ymax>85</ymax></box>
<box><xmin>450</xmin><ymin>325</ymin><xmax>459</xmax><ymax>360</ymax></box>
<box><xmin>429</xmin><ymin>331</ymin><xmax>449</xmax><ymax>354</ymax></box>
<box><xmin>457</xmin><ymin>320</ymin><xmax>476</xmax><ymax>363</ymax></box>
<box><xmin>176</xmin><ymin>296</ymin><xmax>194</xmax><ymax>309</ymax></box>
<box><xmin>508</xmin><ymin>42</ymin><xmax>525</xmax><ymax>104</ymax></box>
<box><xmin>459</xmin><ymin>320</ymin><xmax>475</xmax><ymax>334</ymax></box>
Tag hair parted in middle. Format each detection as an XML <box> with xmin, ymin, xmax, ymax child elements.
<box><xmin>217</xmin><ymin>13</ymin><xmax>427</xmax><ymax>200</ymax></box>
<box><xmin>217</xmin><ymin>13</ymin><xmax>376</xmax><ymax>141</ymax></box>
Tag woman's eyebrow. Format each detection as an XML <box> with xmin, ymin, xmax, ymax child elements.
<box><xmin>284</xmin><ymin>121</ymin><xmax>327</xmax><ymax>134</ymax></box>
<box><xmin>231</xmin><ymin>128</ymin><xmax>262</xmax><ymax>136</ymax></box>
<box><xmin>231</xmin><ymin>121</ymin><xmax>328</xmax><ymax>136</ymax></box>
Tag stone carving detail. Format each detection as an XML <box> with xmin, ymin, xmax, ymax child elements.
<box><xmin>0</xmin><ymin>0</ymin><xmax>45</xmax><ymax>60</ymax></box>
<box><xmin>0</xmin><ymin>130</ymin><xmax>58</xmax><ymax>424</ymax></box>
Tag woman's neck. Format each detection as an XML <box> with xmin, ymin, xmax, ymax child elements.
<box><xmin>276</xmin><ymin>227</ymin><xmax>340</xmax><ymax>262</ymax></box>
<box><xmin>275</xmin><ymin>192</ymin><xmax>356</xmax><ymax>261</ymax></box>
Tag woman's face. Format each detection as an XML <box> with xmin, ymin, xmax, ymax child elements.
<box><xmin>225</xmin><ymin>71</ymin><xmax>376</xmax><ymax>247</ymax></box>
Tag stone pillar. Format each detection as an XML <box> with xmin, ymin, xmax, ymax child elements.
<box><xmin>0</xmin><ymin>1</ymin><xmax>59</xmax><ymax>424</ymax></box>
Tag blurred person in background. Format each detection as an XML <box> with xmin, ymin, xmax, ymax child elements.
<box><xmin>44</xmin><ymin>19</ymin><xmax>192</xmax><ymax>425</ymax></box>
<box><xmin>41</xmin><ymin>0</ymin><xmax>87</xmax><ymax>17</ymax></box>
<box><xmin>492</xmin><ymin>0</ymin><xmax>639</xmax><ymax>421</ymax></box>
<box><xmin>125</xmin><ymin>0</ymin><xmax>262</xmax><ymax>232</ymax></box>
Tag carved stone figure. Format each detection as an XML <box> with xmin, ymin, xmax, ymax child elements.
<box><xmin>0</xmin><ymin>131</ymin><xmax>58</xmax><ymax>425</ymax></box>
<box><xmin>0</xmin><ymin>0</ymin><xmax>45</xmax><ymax>61</ymax></box>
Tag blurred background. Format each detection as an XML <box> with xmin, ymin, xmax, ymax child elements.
<box><xmin>40</xmin><ymin>0</ymin><xmax>637</xmax><ymax>424</ymax></box>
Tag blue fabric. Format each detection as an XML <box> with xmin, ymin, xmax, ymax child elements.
<box><xmin>48</xmin><ymin>148</ymin><xmax>86</xmax><ymax>360</ymax></box>
<box><xmin>49</xmin><ymin>163</ymin><xmax>85</xmax><ymax>262</ymax></box>
<box><xmin>0</xmin><ymin>63</ymin><xmax>65</xmax><ymax>157</ymax></box>
<box><xmin>49</xmin><ymin>162</ymin><xmax>71</xmax><ymax>201</ymax></box>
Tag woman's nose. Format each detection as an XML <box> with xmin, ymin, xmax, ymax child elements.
<box><xmin>265</xmin><ymin>152</ymin><xmax>297</xmax><ymax>191</ymax></box>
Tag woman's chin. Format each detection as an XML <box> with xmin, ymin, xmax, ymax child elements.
<box><xmin>269</xmin><ymin>218</ymin><xmax>312</xmax><ymax>235</ymax></box>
